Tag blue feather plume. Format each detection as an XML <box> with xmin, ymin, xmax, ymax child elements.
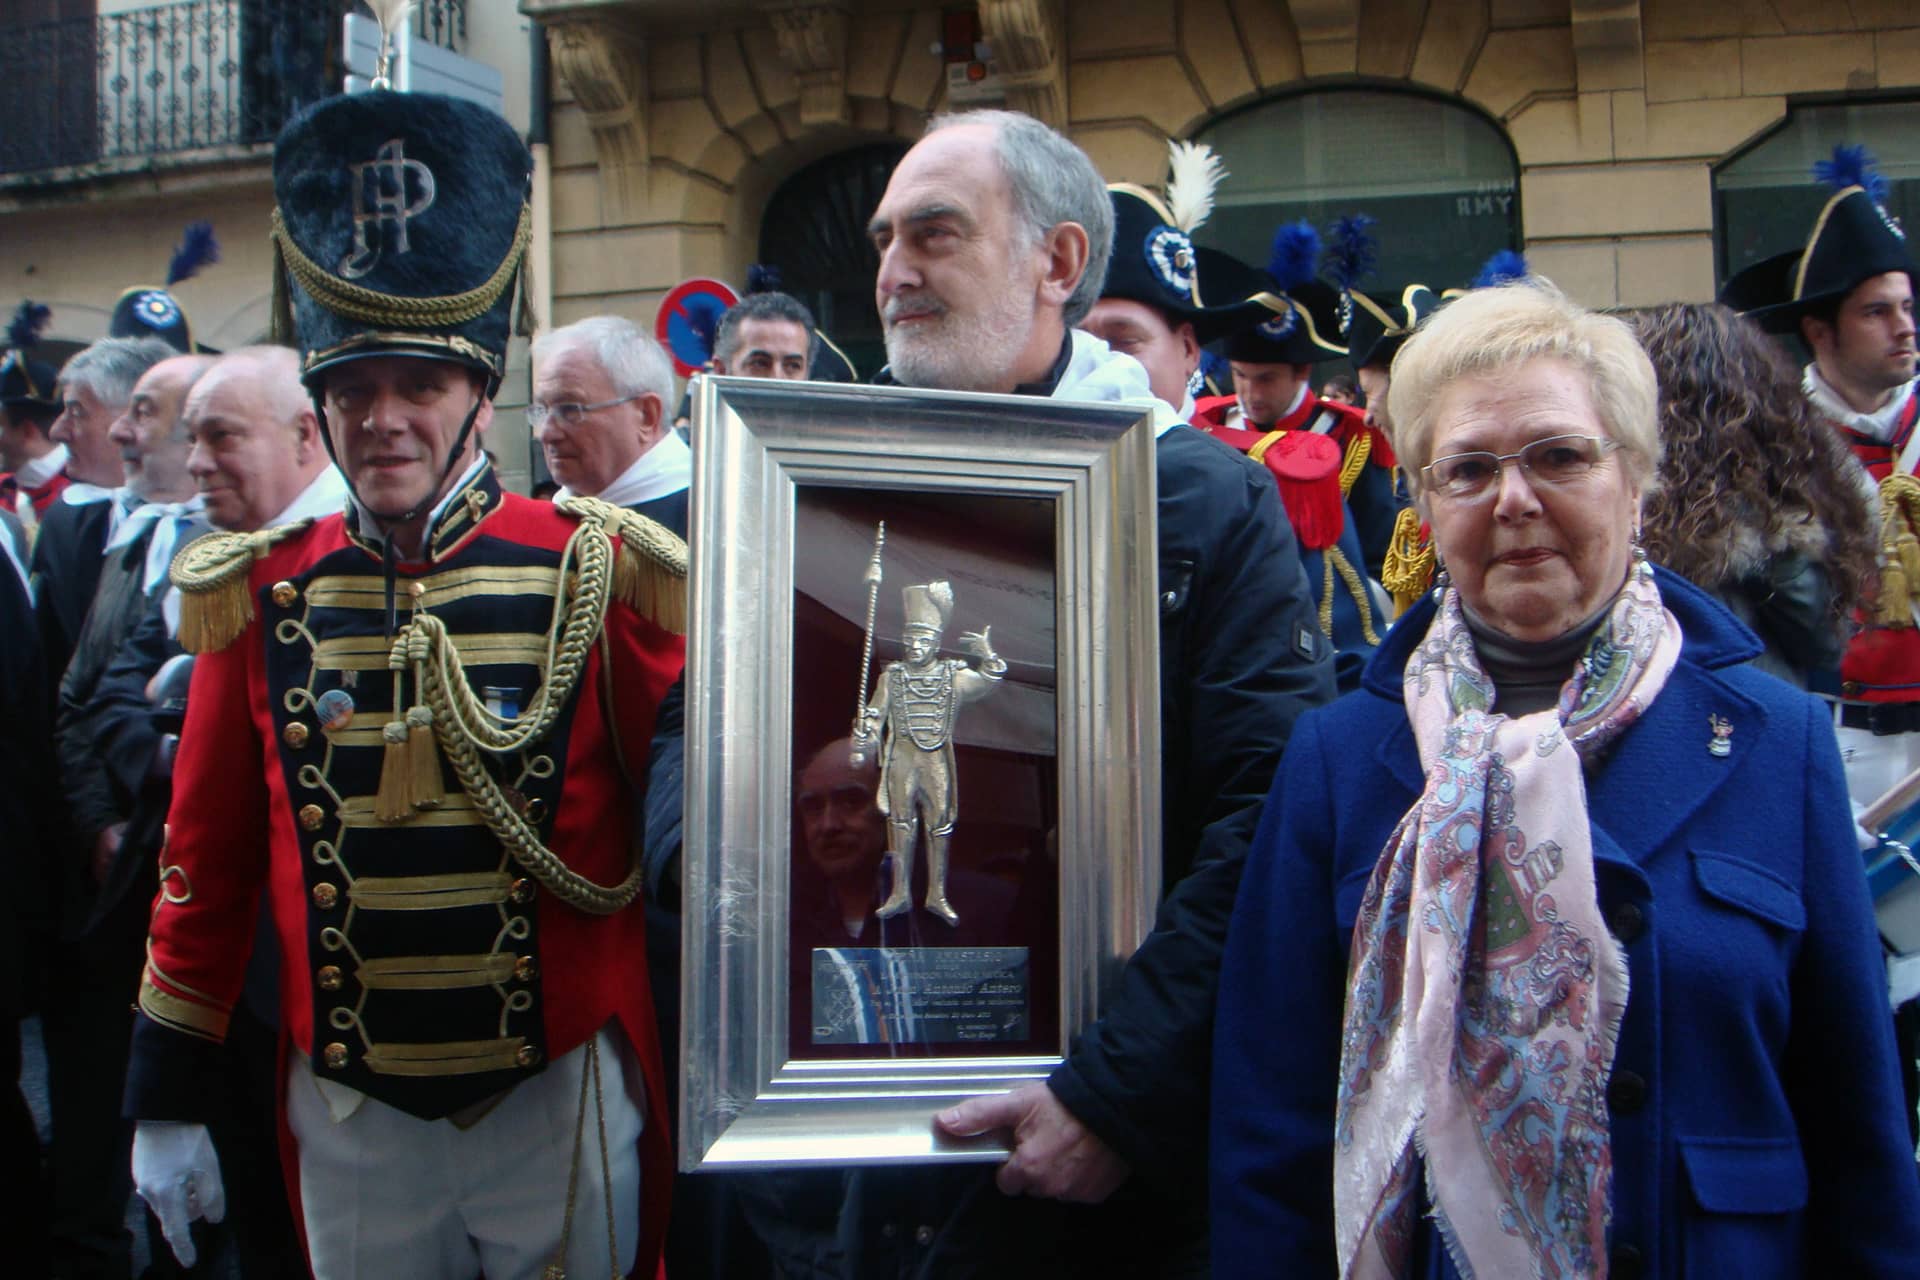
<box><xmin>166</xmin><ymin>221</ymin><xmax>220</xmax><ymax>286</ymax></box>
<box><xmin>1267</xmin><ymin>221</ymin><xmax>1322</xmax><ymax>293</ymax></box>
<box><xmin>1472</xmin><ymin>249</ymin><xmax>1529</xmax><ymax>289</ymax></box>
<box><xmin>7</xmin><ymin>300</ymin><xmax>50</xmax><ymax>350</ymax></box>
<box><xmin>1323</xmin><ymin>214</ymin><xmax>1378</xmax><ymax>292</ymax></box>
<box><xmin>745</xmin><ymin>263</ymin><xmax>783</xmax><ymax>294</ymax></box>
<box><xmin>1812</xmin><ymin>144</ymin><xmax>1890</xmax><ymax>205</ymax></box>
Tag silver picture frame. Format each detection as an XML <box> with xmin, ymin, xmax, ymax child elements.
<box><xmin>680</xmin><ymin>375</ymin><xmax>1162</xmax><ymax>1171</ymax></box>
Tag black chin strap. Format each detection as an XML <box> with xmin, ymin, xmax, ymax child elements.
<box><xmin>312</xmin><ymin>385</ymin><xmax>487</xmax><ymax>640</ymax></box>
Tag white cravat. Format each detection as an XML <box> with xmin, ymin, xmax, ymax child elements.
<box><xmin>15</xmin><ymin>443</ymin><xmax>67</xmax><ymax>489</ymax></box>
<box><xmin>108</xmin><ymin>496</ymin><xmax>207</xmax><ymax>595</ymax></box>
<box><xmin>555</xmin><ymin>430</ymin><xmax>692</xmax><ymax>506</ymax></box>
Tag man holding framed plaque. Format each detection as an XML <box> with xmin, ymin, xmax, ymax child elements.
<box><xmin>753</xmin><ymin>107</ymin><xmax>1336</xmax><ymax>1275</ymax></box>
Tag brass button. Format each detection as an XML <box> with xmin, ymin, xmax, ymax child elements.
<box><xmin>298</xmin><ymin>803</ymin><xmax>325</xmax><ymax>832</ymax></box>
<box><xmin>514</xmin><ymin>956</ymin><xmax>538</xmax><ymax>982</ymax></box>
<box><xmin>283</xmin><ymin>722</ymin><xmax>311</xmax><ymax>749</ymax></box>
<box><xmin>271</xmin><ymin>581</ymin><xmax>297</xmax><ymax>608</ymax></box>
<box><xmin>311</xmin><ymin>882</ymin><xmax>339</xmax><ymax>909</ymax></box>
<box><xmin>408</xmin><ymin>580</ymin><xmax>426</xmax><ymax>600</ymax></box>
<box><xmin>516</xmin><ymin>1045</ymin><xmax>541</xmax><ymax>1068</ymax></box>
<box><xmin>523</xmin><ymin>797</ymin><xmax>546</xmax><ymax>823</ymax></box>
<box><xmin>323</xmin><ymin>1042</ymin><xmax>348</xmax><ymax>1070</ymax></box>
<box><xmin>317</xmin><ymin>965</ymin><xmax>343</xmax><ymax>991</ymax></box>
<box><xmin>509</xmin><ymin>878</ymin><xmax>535</xmax><ymax>904</ymax></box>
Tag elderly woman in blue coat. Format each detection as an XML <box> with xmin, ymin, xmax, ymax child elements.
<box><xmin>1211</xmin><ymin>279</ymin><xmax>1920</xmax><ymax>1278</ymax></box>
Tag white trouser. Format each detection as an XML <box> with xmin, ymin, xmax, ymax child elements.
<box><xmin>1835</xmin><ymin>717</ymin><xmax>1920</xmax><ymax>819</ymax></box>
<box><xmin>286</xmin><ymin>1026</ymin><xmax>643</xmax><ymax>1280</ymax></box>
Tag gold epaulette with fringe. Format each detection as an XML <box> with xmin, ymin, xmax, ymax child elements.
<box><xmin>169</xmin><ymin>521</ymin><xmax>315</xmax><ymax>653</ymax></box>
<box><xmin>556</xmin><ymin>495</ymin><xmax>689</xmax><ymax>636</ymax></box>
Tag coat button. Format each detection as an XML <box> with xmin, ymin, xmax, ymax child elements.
<box><xmin>283</xmin><ymin>722</ymin><xmax>311</xmax><ymax>749</ymax></box>
<box><xmin>1608</xmin><ymin>1069</ymin><xmax>1648</xmax><ymax>1114</ymax></box>
<box><xmin>298</xmin><ymin>803</ymin><xmax>325</xmax><ymax>832</ymax></box>
<box><xmin>913</xmin><ymin>1225</ymin><xmax>934</xmax><ymax>1246</ymax></box>
<box><xmin>1610</xmin><ymin>1243</ymin><xmax>1645</xmax><ymax>1279</ymax></box>
<box><xmin>271</xmin><ymin>581</ymin><xmax>298</xmax><ymax>608</ymax></box>
<box><xmin>323</xmin><ymin>1042</ymin><xmax>348</xmax><ymax>1070</ymax></box>
<box><xmin>516</xmin><ymin>1045</ymin><xmax>541</xmax><ymax>1068</ymax></box>
<box><xmin>1608</xmin><ymin>901</ymin><xmax>1645</xmax><ymax>945</ymax></box>
<box><xmin>312</xmin><ymin>882</ymin><xmax>339</xmax><ymax>909</ymax></box>
<box><xmin>515</xmin><ymin>956</ymin><xmax>538</xmax><ymax>982</ymax></box>
<box><xmin>317</xmin><ymin>965</ymin><xmax>343</xmax><ymax>991</ymax></box>
<box><xmin>510</xmin><ymin>878</ymin><xmax>535</xmax><ymax>904</ymax></box>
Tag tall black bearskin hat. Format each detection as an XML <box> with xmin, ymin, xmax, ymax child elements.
<box><xmin>107</xmin><ymin>222</ymin><xmax>220</xmax><ymax>354</ymax></box>
<box><xmin>0</xmin><ymin>301</ymin><xmax>62</xmax><ymax>416</ymax></box>
<box><xmin>269</xmin><ymin>86</ymin><xmax>533</xmax><ymax>396</ymax></box>
<box><xmin>1721</xmin><ymin>145</ymin><xmax>1914</xmax><ymax>335</ymax></box>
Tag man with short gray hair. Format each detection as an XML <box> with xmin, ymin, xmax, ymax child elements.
<box><xmin>31</xmin><ymin>336</ymin><xmax>174</xmax><ymax>683</ymax></box>
<box><xmin>531</xmin><ymin>315</ymin><xmax>689</xmax><ymax>536</ymax></box>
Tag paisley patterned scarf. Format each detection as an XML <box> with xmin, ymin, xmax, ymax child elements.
<box><xmin>1335</xmin><ymin>555</ymin><xmax>1681</xmax><ymax>1279</ymax></box>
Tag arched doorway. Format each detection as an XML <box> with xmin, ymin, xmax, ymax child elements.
<box><xmin>758</xmin><ymin>141</ymin><xmax>909</xmax><ymax>381</ymax></box>
<box><xmin>1192</xmin><ymin>86</ymin><xmax>1521</xmax><ymax>293</ymax></box>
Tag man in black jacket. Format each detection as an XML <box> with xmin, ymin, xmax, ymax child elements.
<box><xmin>744</xmin><ymin>109</ymin><xmax>1333</xmax><ymax>1278</ymax></box>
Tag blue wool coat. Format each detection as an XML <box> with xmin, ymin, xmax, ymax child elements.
<box><xmin>1211</xmin><ymin>568</ymin><xmax>1920</xmax><ymax>1279</ymax></box>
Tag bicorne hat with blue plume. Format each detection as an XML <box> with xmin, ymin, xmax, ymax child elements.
<box><xmin>1210</xmin><ymin>221</ymin><xmax>1348</xmax><ymax>365</ymax></box>
<box><xmin>267</xmin><ymin>0</ymin><xmax>532</xmax><ymax>392</ymax></box>
<box><xmin>1327</xmin><ymin>214</ymin><xmax>1445</xmax><ymax>372</ymax></box>
<box><xmin>0</xmin><ymin>300</ymin><xmax>61</xmax><ymax>413</ymax></box>
<box><xmin>1720</xmin><ymin>144</ymin><xmax>1913</xmax><ymax>335</ymax></box>
<box><xmin>107</xmin><ymin>221</ymin><xmax>221</xmax><ymax>353</ymax></box>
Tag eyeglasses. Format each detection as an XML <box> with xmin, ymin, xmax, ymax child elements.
<box><xmin>1422</xmin><ymin>434</ymin><xmax>1621</xmax><ymax>500</ymax></box>
<box><xmin>526</xmin><ymin>393</ymin><xmax>644</xmax><ymax>428</ymax></box>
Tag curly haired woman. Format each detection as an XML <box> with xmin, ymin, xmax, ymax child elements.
<box><xmin>1628</xmin><ymin>302</ymin><xmax>1878</xmax><ymax>688</ymax></box>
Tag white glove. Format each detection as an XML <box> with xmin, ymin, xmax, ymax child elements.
<box><xmin>132</xmin><ymin>1120</ymin><xmax>226</xmax><ymax>1268</ymax></box>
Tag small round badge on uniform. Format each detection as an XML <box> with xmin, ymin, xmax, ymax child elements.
<box><xmin>1144</xmin><ymin>225</ymin><xmax>1197</xmax><ymax>304</ymax></box>
<box><xmin>316</xmin><ymin>688</ymin><xmax>356</xmax><ymax>733</ymax></box>
<box><xmin>135</xmin><ymin>290</ymin><xmax>181</xmax><ymax>326</ymax></box>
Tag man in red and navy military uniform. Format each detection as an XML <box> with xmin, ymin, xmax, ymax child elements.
<box><xmin>124</xmin><ymin>58</ymin><xmax>686</xmax><ymax>1280</ymax></box>
<box><xmin>1724</xmin><ymin>146</ymin><xmax>1920</xmax><ymax>804</ymax></box>
<box><xmin>1190</xmin><ymin>237</ymin><xmax>1402</xmax><ymax>576</ymax></box>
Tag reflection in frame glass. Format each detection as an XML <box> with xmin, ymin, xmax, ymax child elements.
<box><xmin>681</xmin><ymin>375</ymin><xmax>1162</xmax><ymax>1171</ymax></box>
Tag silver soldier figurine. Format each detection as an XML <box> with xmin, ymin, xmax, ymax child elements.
<box><xmin>852</xmin><ymin>581</ymin><xmax>1006</xmax><ymax>924</ymax></box>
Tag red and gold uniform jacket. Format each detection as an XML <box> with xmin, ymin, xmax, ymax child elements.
<box><xmin>1826</xmin><ymin>383</ymin><xmax>1920</xmax><ymax>704</ymax></box>
<box><xmin>1192</xmin><ymin>389</ymin><xmax>1402</xmax><ymax>575</ymax></box>
<box><xmin>124</xmin><ymin>465</ymin><xmax>686</xmax><ymax>1269</ymax></box>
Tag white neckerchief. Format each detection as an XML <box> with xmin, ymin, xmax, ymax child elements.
<box><xmin>60</xmin><ymin>483</ymin><xmax>140</xmax><ymax>546</ymax></box>
<box><xmin>555</xmin><ymin>430</ymin><xmax>692</xmax><ymax>507</ymax></box>
<box><xmin>106</xmin><ymin>495</ymin><xmax>207</xmax><ymax>595</ymax></box>
<box><xmin>1049</xmin><ymin>329</ymin><xmax>1180</xmax><ymax>436</ymax></box>
<box><xmin>1804</xmin><ymin>364</ymin><xmax>1918</xmax><ymax>444</ymax></box>
<box><xmin>15</xmin><ymin>443</ymin><xmax>67</xmax><ymax>488</ymax></box>
<box><xmin>268</xmin><ymin>465</ymin><xmax>350</xmax><ymax>529</ymax></box>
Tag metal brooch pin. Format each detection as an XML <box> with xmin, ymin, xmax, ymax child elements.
<box><xmin>1708</xmin><ymin>713</ymin><xmax>1733</xmax><ymax>757</ymax></box>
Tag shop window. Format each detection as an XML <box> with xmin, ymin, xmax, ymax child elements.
<box><xmin>1714</xmin><ymin>98</ymin><xmax>1920</xmax><ymax>285</ymax></box>
<box><xmin>1191</xmin><ymin>87</ymin><xmax>1521</xmax><ymax>295</ymax></box>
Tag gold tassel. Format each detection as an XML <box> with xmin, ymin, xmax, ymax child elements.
<box><xmin>375</xmin><ymin>719</ymin><xmax>414</xmax><ymax>824</ymax></box>
<box><xmin>405</xmin><ymin>700</ymin><xmax>444</xmax><ymax>810</ymax></box>
<box><xmin>1380</xmin><ymin>506</ymin><xmax>1436</xmax><ymax>618</ymax></box>
<box><xmin>177</xmin><ymin>575</ymin><xmax>255</xmax><ymax>654</ymax></box>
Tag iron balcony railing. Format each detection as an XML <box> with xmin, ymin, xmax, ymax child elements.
<box><xmin>0</xmin><ymin>0</ymin><xmax>466</xmax><ymax>179</ymax></box>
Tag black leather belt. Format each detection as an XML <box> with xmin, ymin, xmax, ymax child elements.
<box><xmin>1838</xmin><ymin>702</ymin><xmax>1920</xmax><ymax>735</ymax></box>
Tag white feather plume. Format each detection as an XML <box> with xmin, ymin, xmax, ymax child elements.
<box><xmin>1165</xmin><ymin>141</ymin><xmax>1227</xmax><ymax>234</ymax></box>
<box><xmin>364</xmin><ymin>0</ymin><xmax>415</xmax><ymax>41</ymax></box>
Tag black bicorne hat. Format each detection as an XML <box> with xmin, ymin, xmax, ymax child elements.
<box><xmin>1</xmin><ymin>301</ymin><xmax>61</xmax><ymax>414</ymax></box>
<box><xmin>270</xmin><ymin>89</ymin><xmax>533</xmax><ymax>393</ymax></box>
<box><xmin>1721</xmin><ymin>145</ymin><xmax>1914</xmax><ymax>335</ymax></box>
<box><xmin>1099</xmin><ymin>142</ymin><xmax>1251</xmax><ymax>345</ymax></box>
<box><xmin>1347</xmin><ymin>285</ymin><xmax>1442</xmax><ymax>372</ymax></box>
<box><xmin>1205</xmin><ymin>221</ymin><xmax>1349</xmax><ymax>365</ymax></box>
<box><xmin>108</xmin><ymin>223</ymin><xmax>222</xmax><ymax>353</ymax></box>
